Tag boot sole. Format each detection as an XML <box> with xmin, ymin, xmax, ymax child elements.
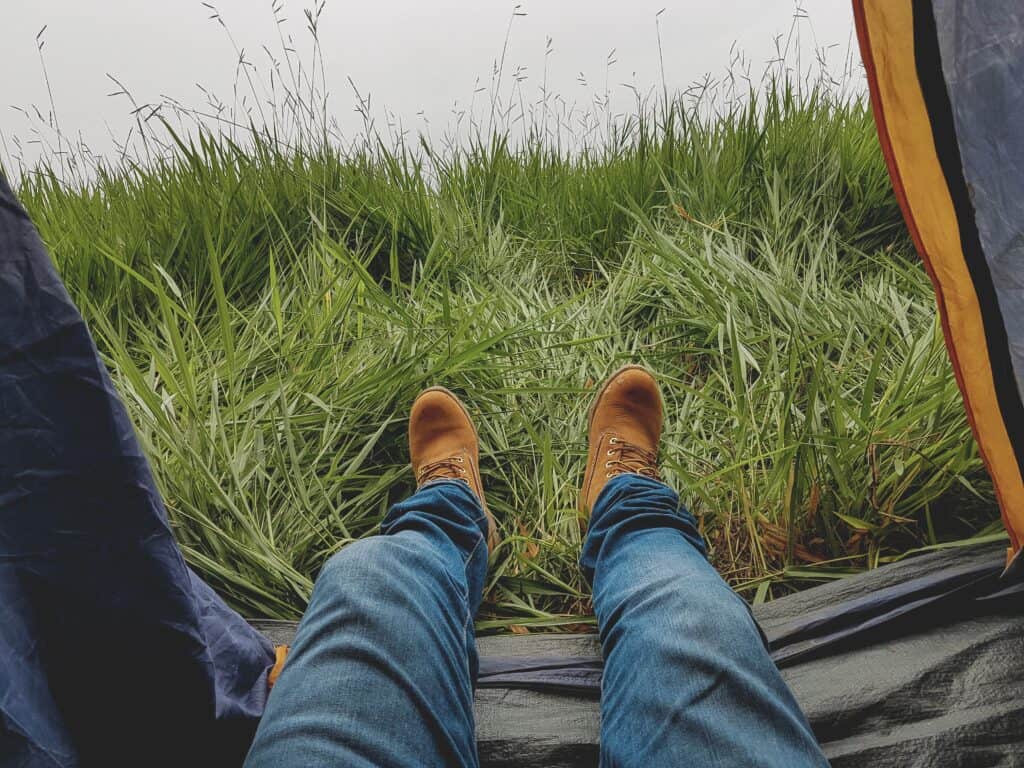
<box><xmin>417</xmin><ymin>386</ymin><xmax>498</xmax><ymax>552</ymax></box>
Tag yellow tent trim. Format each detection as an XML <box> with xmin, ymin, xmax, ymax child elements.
<box><xmin>854</xmin><ymin>0</ymin><xmax>1024</xmax><ymax>564</ymax></box>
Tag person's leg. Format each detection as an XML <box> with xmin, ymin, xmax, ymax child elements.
<box><xmin>579</xmin><ymin>367</ymin><xmax>826</xmax><ymax>768</ymax></box>
<box><xmin>582</xmin><ymin>475</ymin><xmax>826</xmax><ymax>767</ymax></box>
<box><xmin>246</xmin><ymin>388</ymin><xmax>495</xmax><ymax>768</ymax></box>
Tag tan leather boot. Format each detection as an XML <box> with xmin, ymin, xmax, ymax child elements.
<box><xmin>409</xmin><ymin>386</ymin><xmax>498</xmax><ymax>551</ymax></box>
<box><xmin>580</xmin><ymin>365</ymin><xmax>663</xmax><ymax>516</ymax></box>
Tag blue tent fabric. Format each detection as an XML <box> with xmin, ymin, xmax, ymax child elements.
<box><xmin>0</xmin><ymin>173</ymin><xmax>275</xmax><ymax>768</ymax></box>
<box><xmin>931</xmin><ymin>0</ymin><xmax>1024</xmax><ymax>408</ymax></box>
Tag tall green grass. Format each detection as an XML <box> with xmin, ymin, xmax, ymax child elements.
<box><xmin>6</xmin><ymin>34</ymin><xmax>1002</xmax><ymax>626</ymax></box>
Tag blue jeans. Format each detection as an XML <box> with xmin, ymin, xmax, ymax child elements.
<box><xmin>245</xmin><ymin>475</ymin><xmax>827</xmax><ymax>767</ymax></box>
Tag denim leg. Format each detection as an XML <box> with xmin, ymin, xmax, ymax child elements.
<box><xmin>581</xmin><ymin>474</ymin><xmax>827</xmax><ymax>768</ymax></box>
<box><xmin>245</xmin><ymin>480</ymin><xmax>489</xmax><ymax>768</ymax></box>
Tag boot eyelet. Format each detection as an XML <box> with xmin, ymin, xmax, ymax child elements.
<box><xmin>609</xmin><ymin>437</ymin><xmax>619</xmax><ymax>444</ymax></box>
<box><xmin>456</xmin><ymin>456</ymin><xmax>464</xmax><ymax>462</ymax></box>
<box><xmin>606</xmin><ymin>472</ymin><xmax>614</xmax><ymax>478</ymax></box>
<box><xmin>607</xmin><ymin>449</ymin><xmax>615</xmax><ymax>456</ymax></box>
<box><xmin>605</xmin><ymin>461</ymin><xmax>613</xmax><ymax>468</ymax></box>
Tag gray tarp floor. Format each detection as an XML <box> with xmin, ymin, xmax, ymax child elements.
<box><xmin>251</xmin><ymin>540</ymin><xmax>1024</xmax><ymax>767</ymax></box>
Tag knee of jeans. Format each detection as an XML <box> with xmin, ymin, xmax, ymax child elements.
<box><xmin>316</xmin><ymin>538</ymin><xmax>399</xmax><ymax>595</ymax></box>
<box><xmin>685</xmin><ymin>584</ymin><xmax>764</xmax><ymax>653</ymax></box>
<box><xmin>310</xmin><ymin>536</ymin><xmax>471</xmax><ymax>636</ymax></box>
<box><xmin>316</xmin><ymin>536</ymin><xmax>460</xmax><ymax>603</ymax></box>
<box><xmin>630</xmin><ymin>570</ymin><xmax>759</xmax><ymax>640</ymax></box>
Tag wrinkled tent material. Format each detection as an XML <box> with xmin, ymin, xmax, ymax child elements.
<box><xmin>4</xmin><ymin>1</ymin><xmax>1024</xmax><ymax>764</ymax></box>
<box><xmin>854</xmin><ymin>0</ymin><xmax>1024</xmax><ymax>571</ymax></box>
<box><xmin>0</xmin><ymin>173</ymin><xmax>275</xmax><ymax>766</ymax></box>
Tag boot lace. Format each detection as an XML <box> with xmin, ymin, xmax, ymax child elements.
<box><xmin>605</xmin><ymin>437</ymin><xmax>660</xmax><ymax>480</ymax></box>
<box><xmin>417</xmin><ymin>456</ymin><xmax>468</xmax><ymax>486</ymax></box>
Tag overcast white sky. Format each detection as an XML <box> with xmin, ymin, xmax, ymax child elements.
<box><xmin>2</xmin><ymin>1</ymin><xmax>858</xmax><ymax>170</ymax></box>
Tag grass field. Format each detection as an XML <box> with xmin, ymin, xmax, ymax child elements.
<box><xmin>9</xmin><ymin>71</ymin><xmax>1004</xmax><ymax>629</ymax></box>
